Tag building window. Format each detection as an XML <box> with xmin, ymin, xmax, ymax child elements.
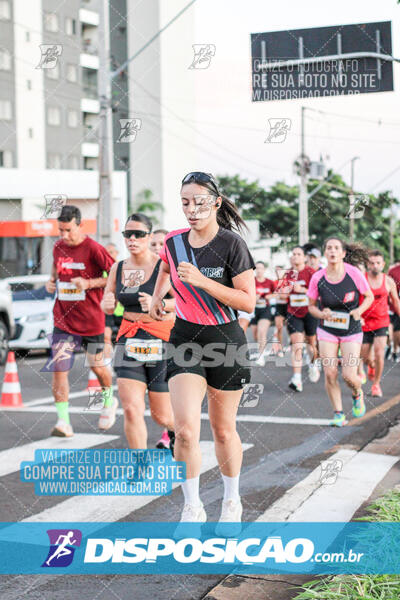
<box><xmin>28</xmin><ymin>128</ymin><xmax>33</xmax><ymax>138</ymax></box>
<box><xmin>0</xmin><ymin>100</ymin><xmax>12</xmax><ymax>120</ymax></box>
<box><xmin>66</xmin><ymin>64</ymin><xmax>78</xmax><ymax>83</ymax></box>
<box><xmin>47</xmin><ymin>153</ymin><xmax>61</xmax><ymax>169</ymax></box>
<box><xmin>45</xmin><ymin>63</ymin><xmax>60</xmax><ymax>80</ymax></box>
<box><xmin>0</xmin><ymin>1</ymin><xmax>10</xmax><ymax>20</ymax></box>
<box><xmin>0</xmin><ymin>48</ymin><xmax>11</xmax><ymax>71</ymax></box>
<box><xmin>67</xmin><ymin>109</ymin><xmax>79</xmax><ymax>128</ymax></box>
<box><xmin>47</xmin><ymin>106</ymin><xmax>61</xmax><ymax>126</ymax></box>
<box><xmin>68</xmin><ymin>155</ymin><xmax>80</xmax><ymax>169</ymax></box>
<box><xmin>65</xmin><ymin>17</ymin><xmax>76</xmax><ymax>36</ymax></box>
<box><xmin>25</xmin><ymin>31</ymin><xmax>30</xmax><ymax>42</ymax></box>
<box><xmin>44</xmin><ymin>13</ymin><xmax>58</xmax><ymax>33</ymax></box>
<box><xmin>27</xmin><ymin>80</ymin><xmax>31</xmax><ymax>90</ymax></box>
<box><xmin>0</xmin><ymin>150</ymin><xmax>13</xmax><ymax>167</ymax></box>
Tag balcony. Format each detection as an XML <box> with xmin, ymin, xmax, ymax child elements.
<box><xmin>80</xmin><ymin>41</ymin><xmax>99</xmax><ymax>70</ymax></box>
<box><xmin>82</xmin><ymin>83</ymin><xmax>98</xmax><ymax>99</ymax></box>
<box><xmin>83</xmin><ymin>125</ymin><xmax>99</xmax><ymax>144</ymax></box>
<box><xmin>79</xmin><ymin>8</ymin><xmax>99</xmax><ymax>26</ymax></box>
<box><xmin>81</xmin><ymin>142</ymin><xmax>99</xmax><ymax>158</ymax></box>
<box><xmin>81</xmin><ymin>98</ymin><xmax>100</xmax><ymax>113</ymax></box>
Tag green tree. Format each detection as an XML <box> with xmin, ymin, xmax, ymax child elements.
<box><xmin>131</xmin><ymin>188</ymin><xmax>164</xmax><ymax>225</ymax></box>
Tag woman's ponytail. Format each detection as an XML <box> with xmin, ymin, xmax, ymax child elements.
<box><xmin>216</xmin><ymin>194</ymin><xmax>248</xmax><ymax>234</ymax></box>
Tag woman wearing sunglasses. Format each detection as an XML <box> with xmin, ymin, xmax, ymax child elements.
<box><xmin>101</xmin><ymin>213</ymin><xmax>175</xmax><ymax>450</ymax></box>
<box><xmin>150</xmin><ymin>172</ymin><xmax>256</xmax><ymax>533</ymax></box>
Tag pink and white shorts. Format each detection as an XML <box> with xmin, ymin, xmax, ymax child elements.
<box><xmin>316</xmin><ymin>327</ymin><xmax>363</xmax><ymax>345</ymax></box>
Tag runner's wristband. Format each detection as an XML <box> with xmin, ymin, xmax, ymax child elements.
<box><xmin>161</xmin><ymin>299</ymin><xmax>166</xmax><ymax>308</ymax></box>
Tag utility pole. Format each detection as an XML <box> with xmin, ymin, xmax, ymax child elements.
<box><xmin>299</xmin><ymin>106</ymin><xmax>309</xmax><ymax>245</ymax></box>
<box><xmin>97</xmin><ymin>0</ymin><xmax>114</xmax><ymax>246</ymax></box>
<box><xmin>349</xmin><ymin>156</ymin><xmax>360</xmax><ymax>242</ymax></box>
<box><xmin>390</xmin><ymin>193</ymin><xmax>395</xmax><ymax>265</ymax></box>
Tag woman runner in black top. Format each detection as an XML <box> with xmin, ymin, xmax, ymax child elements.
<box><xmin>101</xmin><ymin>214</ymin><xmax>175</xmax><ymax>449</ymax></box>
<box><xmin>149</xmin><ymin>172</ymin><xmax>256</xmax><ymax>536</ymax></box>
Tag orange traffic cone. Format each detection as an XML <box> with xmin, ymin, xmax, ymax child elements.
<box><xmin>1</xmin><ymin>351</ymin><xmax>23</xmax><ymax>407</ymax></box>
<box><xmin>87</xmin><ymin>369</ymin><xmax>101</xmax><ymax>390</ymax></box>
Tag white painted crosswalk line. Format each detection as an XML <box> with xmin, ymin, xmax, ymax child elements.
<box><xmin>258</xmin><ymin>449</ymin><xmax>398</xmax><ymax>522</ymax></box>
<box><xmin>0</xmin><ymin>434</ymin><xmax>119</xmax><ymax>478</ymax></box>
<box><xmin>22</xmin><ymin>441</ymin><xmax>252</xmax><ymax>523</ymax></box>
<box><xmin>1</xmin><ymin>404</ymin><xmax>332</xmax><ymax>426</ymax></box>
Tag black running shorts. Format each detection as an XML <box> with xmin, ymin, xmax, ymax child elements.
<box><xmin>166</xmin><ymin>318</ymin><xmax>251</xmax><ymax>391</ymax></box>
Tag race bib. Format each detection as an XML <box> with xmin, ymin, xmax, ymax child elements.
<box><xmin>125</xmin><ymin>338</ymin><xmax>163</xmax><ymax>362</ymax></box>
<box><xmin>57</xmin><ymin>281</ymin><xmax>86</xmax><ymax>301</ymax></box>
<box><xmin>324</xmin><ymin>311</ymin><xmax>350</xmax><ymax>330</ymax></box>
<box><xmin>290</xmin><ymin>294</ymin><xmax>309</xmax><ymax>307</ymax></box>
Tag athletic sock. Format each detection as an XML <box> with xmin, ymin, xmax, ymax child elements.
<box><xmin>102</xmin><ymin>386</ymin><xmax>114</xmax><ymax>408</ymax></box>
<box><xmin>221</xmin><ymin>474</ymin><xmax>240</xmax><ymax>503</ymax></box>
<box><xmin>181</xmin><ymin>476</ymin><xmax>201</xmax><ymax>507</ymax></box>
<box><xmin>293</xmin><ymin>372</ymin><xmax>302</xmax><ymax>382</ymax></box>
<box><xmin>56</xmin><ymin>401</ymin><xmax>70</xmax><ymax>425</ymax></box>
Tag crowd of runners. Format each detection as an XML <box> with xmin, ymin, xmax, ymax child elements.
<box><xmin>44</xmin><ymin>170</ymin><xmax>400</xmax><ymax>529</ymax></box>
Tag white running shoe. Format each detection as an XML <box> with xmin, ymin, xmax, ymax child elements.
<box><xmin>174</xmin><ymin>502</ymin><xmax>207</xmax><ymax>540</ymax></box>
<box><xmin>98</xmin><ymin>397</ymin><xmax>118</xmax><ymax>431</ymax></box>
<box><xmin>215</xmin><ymin>499</ymin><xmax>243</xmax><ymax>537</ymax></box>
<box><xmin>51</xmin><ymin>419</ymin><xmax>74</xmax><ymax>438</ymax></box>
<box><xmin>255</xmin><ymin>353</ymin><xmax>266</xmax><ymax>366</ymax></box>
<box><xmin>308</xmin><ymin>362</ymin><xmax>320</xmax><ymax>383</ymax></box>
<box><xmin>288</xmin><ymin>376</ymin><xmax>303</xmax><ymax>392</ymax></box>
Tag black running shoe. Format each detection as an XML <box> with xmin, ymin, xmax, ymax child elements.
<box><xmin>167</xmin><ymin>430</ymin><xmax>175</xmax><ymax>457</ymax></box>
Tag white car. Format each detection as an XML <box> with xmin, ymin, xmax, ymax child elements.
<box><xmin>6</xmin><ymin>275</ymin><xmax>54</xmax><ymax>352</ymax></box>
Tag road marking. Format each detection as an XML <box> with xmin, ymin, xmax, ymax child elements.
<box><xmin>347</xmin><ymin>393</ymin><xmax>400</xmax><ymax>426</ymax></box>
<box><xmin>21</xmin><ymin>441</ymin><xmax>252</xmax><ymax>523</ymax></box>
<box><xmin>1</xmin><ymin>403</ymin><xmax>332</xmax><ymax>426</ymax></box>
<box><xmin>0</xmin><ymin>434</ymin><xmax>119</xmax><ymax>478</ymax></box>
<box><xmin>258</xmin><ymin>449</ymin><xmax>398</xmax><ymax>522</ymax></box>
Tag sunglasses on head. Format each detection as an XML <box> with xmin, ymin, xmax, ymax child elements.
<box><xmin>122</xmin><ymin>229</ymin><xmax>149</xmax><ymax>239</ymax></box>
<box><xmin>181</xmin><ymin>171</ymin><xmax>220</xmax><ymax>195</ymax></box>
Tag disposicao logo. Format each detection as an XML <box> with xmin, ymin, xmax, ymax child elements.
<box><xmin>42</xmin><ymin>529</ymin><xmax>82</xmax><ymax>567</ymax></box>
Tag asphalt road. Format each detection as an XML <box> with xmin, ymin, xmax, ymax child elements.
<box><xmin>0</xmin><ymin>346</ymin><xmax>399</xmax><ymax>599</ymax></box>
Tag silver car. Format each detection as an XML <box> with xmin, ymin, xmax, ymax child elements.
<box><xmin>0</xmin><ymin>279</ymin><xmax>15</xmax><ymax>364</ymax></box>
<box><xmin>6</xmin><ymin>275</ymin><xmax>54</xmax><ymax>354</ymax></box>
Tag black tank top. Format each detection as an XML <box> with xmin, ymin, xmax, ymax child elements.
<box><xmin>116</xmin><ymin>259</ymin><xmax>161</xmax><ymax>313</ymax></box>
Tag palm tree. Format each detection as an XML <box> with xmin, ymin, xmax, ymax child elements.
<box><xmin>131</xmin><ymin>189</ymin><xmax>164</xmax><ymax>224</ymax></box>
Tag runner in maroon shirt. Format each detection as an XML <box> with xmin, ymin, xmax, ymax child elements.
<box><xmin>45</xmin><ymin>205</ymin><xmax>115</xmax><ymax>437</ymax></box>
<box><xmin>284</xmin><ymin>247</ymin><xmax>320</xmax><ymax>392</ymax></box>
<box><xmin>361</xmin><ymin>250</ymin><xmax>400</xmax><ymax>397</ymax></box>
<box><xmin>388</xmin><ymin>262</ymin><xmax>400</xmax><ymax>361</ymax></box>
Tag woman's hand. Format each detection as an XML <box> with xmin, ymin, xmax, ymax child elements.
<box><xmin>149</xmin><ymin>297</ymin><xmax>164</xmax><ymax>321</ymax></box>
<box><xmin>177</xmin><ymin>261</ymin><xmax>207</xmax><ymax>287</ymax></box>
<box><xmin>321</xmin><ymin>307</ymin><xmax>333</xmax><ymax>320</ymax></box>
<box><xmin>102</xmin><ymin>291</ymin><xmax>116</xmax><ymax>314</ymax></box>
<box><xmin>350</xmin><ymin>308</ymin><xmax>362</xmax><ymax>321</ymax></box>
<box><xmin>138</xmin><ymin>292</ymin><xmax>152</xmax><ymax>313</ymax></box>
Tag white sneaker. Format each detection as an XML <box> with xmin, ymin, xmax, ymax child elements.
<box><xmin>215</xmin><ymin>499</ymin><xmax>243</xmax><ymax>537</ymax></box>
<box><xmin>255</xmin><ymin>353</ymin><xmax>266</xmax><ymax>366</ymax></box>
<box><xmin>51</xmin><ymin>419</ymin><xmax>74</xmax><ymax>438</ymax></box>
<box><xmin>174</xmin><ymin>502</ymin><xmax>207</xmax><ymax>539</ymax></box>
<box><xmin>308</xmin><ymin>362</ymin><xmax>320</xmax><ymax>383</ymax></box>
<box><xmin>288</xmin><ymin>376</ymin><xmax>303</xmax><ymax>392</ymax></box>
<box><xmin>98</xmin><ymin>397</ymin><xmax>118</xmax><ymax>431</ymax></box>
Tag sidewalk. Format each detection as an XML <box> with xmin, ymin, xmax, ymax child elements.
<box><xmin>204</xmin><ymin>422</ymin><xmax>400</xmax><ymax>600</ymax></box>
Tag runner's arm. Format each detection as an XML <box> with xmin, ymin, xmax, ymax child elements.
<box><xmin>45</xmin><ymin>263</ymin><xmax>58</xmax><ymax>293</ymax></box>
<box><xmin>149</xmin><ymin>261</ymin><xmax>173</xmax><ymax>320</ymax></box>
<box><xmin>202</xmin><ymin>269</ymin><xmax>256</xmax><ymax>313</ymax></box>
<box><xmin>100</xmin><ymin>263</ymin><xmax>118</xmax><ymax>315</ymax></box>
<box><xmin>387</xmin><ymin>276</ymin><xmax>400</xmax><ymax>316</ymax></box>
<box><xmin>354</xmin><ymin>288</ymin><xmax>374</xmax><ymax>317</ymax></box>
<box><xmin>308</xmin><ymin>297</ymin><xmax>328</xmax><ymax>320</ymax></box>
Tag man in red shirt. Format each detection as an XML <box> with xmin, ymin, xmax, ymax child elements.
<box><xmin>251</xmin><ymin>261</ymin><xmax>275</xmax><ymax>366</ymax></box>
<box><xmin>284</xmin><ymin>247</ymin><xmax>319</xmax><ymax>392</ymax></box>
<box><xmin>361</xmin><ymin>251</ymin><xmax>400</xmax><ymax>397</ymax></box>
<box><xmin>388</xmin><ymin>261</ymin><xmax>400</xmax><ymax>361</ymax></box>
<box><xmin>45</xmin><ymin>206</ymin><xmax>116</xmax><ymax>437</ymax></box>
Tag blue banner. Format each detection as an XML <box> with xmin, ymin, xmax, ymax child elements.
<box><xmin>1</xmin><ymin>522</ymin><xmax>400</xmax><ymax>574</ymax></box>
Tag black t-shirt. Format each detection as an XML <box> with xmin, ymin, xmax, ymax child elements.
<box><xmin>160</xmin><ymin>226</ymin><xmax>255</xmax><ymax>324</ymax></box>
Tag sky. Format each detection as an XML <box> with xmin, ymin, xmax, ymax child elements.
<box><xmin>162</xmin><ymin>0</ymin><xmax>400</xmax><ymax>203</ymax></box>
